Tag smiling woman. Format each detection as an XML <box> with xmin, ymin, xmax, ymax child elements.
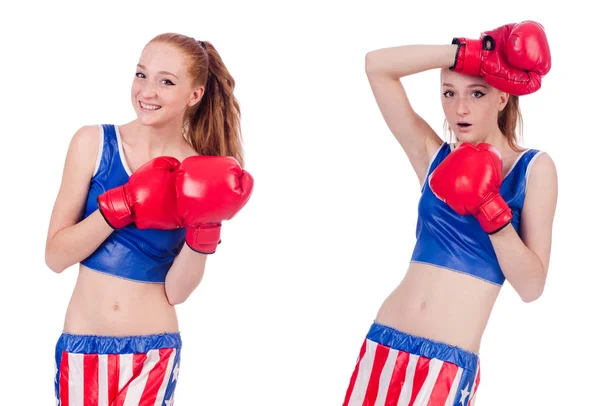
<box><xmin>45</xmin><ymin>33</ymin><xmax>253</xmax><ymax>405</ymax></box>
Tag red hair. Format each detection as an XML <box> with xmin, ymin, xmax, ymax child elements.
<box><xmin>149</xmin><ymin>33</ymin><xmax>245</xmax><ymax>167</ymax></box>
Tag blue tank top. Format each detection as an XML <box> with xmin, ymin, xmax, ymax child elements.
<box><xmin>80</xmin><ymin>124</ymin><xmax>186</xmax><ymax>283</ymax></box>
<box><xmin>410</xmin><ymin>142</ymin><xmax>543</xmax><ymax>285</ymax></box>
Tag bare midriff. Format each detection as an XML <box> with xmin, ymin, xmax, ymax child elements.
<box><xmin>62</xmin><ymin>265</ymin><xmax>179</xmax><ymax>336</ymax></box>
<box><xmin>375</xmin><ymin>262</ymin><xmax>501</xmax><ymax>354</ymax></box>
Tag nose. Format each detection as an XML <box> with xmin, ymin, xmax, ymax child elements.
<box><xmin>455</xmin><ymin>96</ymin><xmax>469</xmax><ymax>116</ymax></box>
<box><xmin>140</xmin><ymin>81</ymin><xmax>158</xmax><ymax>99</ymax></box>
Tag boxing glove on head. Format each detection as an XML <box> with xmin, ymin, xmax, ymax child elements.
<box><xmin>451</xmin><ymin>21</ymin><xmax>551</xmax><ymax>96</ymax></box>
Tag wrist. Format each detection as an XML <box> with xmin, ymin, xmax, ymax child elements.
<box><xmin>474</xmin><ymin>193</ymin><xmax>512</xmax><ymax>234</ymax></box>
<box><xmin>450</xmin><ymin>37</ymin><xmax>483</xmax><ymax>75</ymax></box>
<box><xmin>97</xmin><ymin>184</ymin><xmax>134</xmax><ymax>229</ymax></box>
<box><xmin>185</xmin><ymin>224</ymin><xmax>222</xmax><ymax>254</ymax></box>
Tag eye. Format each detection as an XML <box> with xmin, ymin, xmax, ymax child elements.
<box><xmin>472</xmin><ymin>90</ymin><xmax>485</xmax><ymax>98</ymax></box>
<box><xmin>135</xmin><ymin>72</ymin><xmax>145</xmax><ymax>79</ymax></box>
<box><xmin>443</xmin><ymin>90</ymin><xmax>454</xmax><ymax>98</ymax></box>
<box><xmin>161</xmin><ymin>79</ymin><xmax>175</xmax><ymax>86</ymax></box>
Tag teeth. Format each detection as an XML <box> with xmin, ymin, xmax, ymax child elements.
<box><xmin>140</xmin><ymin>102</ymin><xmax>161</xmax><ymax>110</ymax></box>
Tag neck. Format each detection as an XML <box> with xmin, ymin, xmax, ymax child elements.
<box><xmin>132</xmin><ymin>119</ymin><xmax>185</xmax><ymax>157</ymax></box>
<box><xmin>456</xmin><ymin>129</ymin><xmax>510</xmax><ymax>156</ymax></box>
<box><xmin>481</xmin><ymin>129</ymin><xmax>509</xmax><ymax>154</ymax></box>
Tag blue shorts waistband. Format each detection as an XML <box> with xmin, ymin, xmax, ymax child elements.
<box><xmin>56</xmin><ymin>332</ymin><xmax>182</xmax><ymax>354</ymax></box>
<box><xmin>367</xmin><ymin>322</ymin><xmax>479</xmax><ymax>372</ymax></box>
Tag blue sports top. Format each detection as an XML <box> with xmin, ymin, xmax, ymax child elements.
<box><xmin>410</xmin><ymin>142</ymin><xmax>544</xmax><ymax>285</ymax></box>
<box><xmin>80</xmin><ymin>124</ymin><xmax>186</xmax><ymax>283</ymax></box>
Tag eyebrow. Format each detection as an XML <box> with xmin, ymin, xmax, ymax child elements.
<box><xmin>137</xmin><ymin>64</ymin><xmax>179</xmax><ymax>79</ymax></box>
<box><xmin>442</xmin><ymin>82</ymin><xmax>489</xmax><ymax>89</ymax></box>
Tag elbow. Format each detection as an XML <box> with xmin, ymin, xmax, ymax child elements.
<box><xmin>165</xmin><ymin>286</ymin><xmax>189</xmax><ymax>306</ymax></box>
<box><xmin>45</xmin><ymin>250</ymin><xmax>66</xmax><ymax>274</ymax></box>
<box><xmin>166</xmin><ymin>295</ymin><xmax>186</xmax><ymax>306</ymax></box>
<box><xmin>364</xmin><ymin>51</ymin><xmax>379</xmax><ymax>76</ymax></box>
<box><xmin>45</xmin><ymin>238</ymin><xmax>67</xmax><ymax>274</ymax></box>
<box><xmin>519</xmin><ymin>281</ymin><xmax>545</xmax><ymax>303</ymax></box>
<box><xmin>512</xmin><ymin>264</ymin><xmax>548</xmax><ymax>303</ymax></box>
<box><xmin>521</xmin><ymin>292</ymin><xmax>541</xmax><ymax>303</ymax></box>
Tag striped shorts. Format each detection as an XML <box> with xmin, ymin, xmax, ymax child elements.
<box><xmin>343</xmin><ymin>322</ymin><xmax>481</xmax><ymax>406</ymax></box>
<box><xmin>54</xmin><ymin>332</ymin><xmax>182</xmax><ymax>406</ymax></box>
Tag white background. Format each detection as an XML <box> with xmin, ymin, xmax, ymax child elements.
<box><xmin>1</xmin><ymin>0</ymin><xmax>598</xmax><ymax>404</ymax></box>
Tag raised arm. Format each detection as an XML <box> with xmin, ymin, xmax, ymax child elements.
<box><xmin>365</xmin><ymin>44</ymin><xmax>457</xmax><ymax>186</ymax></box>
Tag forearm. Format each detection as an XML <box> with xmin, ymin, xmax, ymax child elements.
<box><xmin>365</xmin><ymin>44</ymin><xmax>457</xmax><ymax>78</ymax></box>
<box><xmin>490</xmin><ymin>225</ymin><xmax>546</xmax><ymax>302</ymax></box>
<box><xmin>45</xmin><ymin>210</ymin><xmax>113</xmax><ymax>273</ymax></box>
<box><xmin>164</xmin><ymin>244</ymin><xmax>207</xmax><ymax>305</ymax></box>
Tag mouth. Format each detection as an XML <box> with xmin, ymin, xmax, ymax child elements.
<box><xmin>457</xmin><ymin>122</ymin><xmax>472</xmax><ymax>128</ymax></box>
<box><xmin>139</xmin><ymin>101</ymin><xmax>162</xmax><ymax>111</ymax></box>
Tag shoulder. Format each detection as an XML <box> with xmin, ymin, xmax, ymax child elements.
<box><xmin>68</xmin><ymin>125</ymin><xmax>102</xmax><ymax>154</ymax></box>
<box><xmin>64</xmin><ymin>125</ymin><xmax>103</xmax><ymax>176</ymax></box>
<box><xmin>524</xmin><ymin>150</ymin><xmax>558</xmax><ymax>203</ymax></box>
<box><xmin>526</xmin><ymin>150</ymin><xmax>557</xmax><ymax>183</ymax></box>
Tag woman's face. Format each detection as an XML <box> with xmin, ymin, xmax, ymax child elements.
<box><xmin>131</xmin><ymin>41</ymin><xmax>204</xmax><ymax>128</ymax></box>
<box><xmin>440</xmin><ymin>68</ymin><xmax>508</xmax><ymax>144</ymax></box>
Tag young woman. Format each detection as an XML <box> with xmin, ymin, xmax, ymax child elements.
<box><xmin>343</xmin><ymin>21</ymin><xmax>556</xmax><ymax>405</ymax></box>
<box><xmin>45</xmin><ymin>33</ymin><xmax>253</xmax><ymax>405</ymax></box>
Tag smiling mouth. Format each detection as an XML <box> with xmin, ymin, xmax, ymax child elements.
<box><xmin>140</xmin><ymin>101</ymin><xmax>162</xmax><ymax>111</ymax></box>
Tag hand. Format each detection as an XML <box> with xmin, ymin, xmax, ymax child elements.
<box><xmin>451</xmin><ymin>21</ymin><xmax>552</xmax><ymax>95</ymax></box>
<box><xmin>175</xmin><ymin>156</ymin><xmax>254</xmax><ymax>254</ymax></box>
<box><xmin>97</xmin><ymin>156</ymin><xmax>182</xmax><ymax>229</ymax></box>
<box><xmin>429</xmin><ymin>143</ymin><xmax>512</xmax><ymax>234</ymax></box>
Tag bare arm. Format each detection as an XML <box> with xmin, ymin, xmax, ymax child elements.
<box><xmin>490</xmin><ymin>153</ymin><xmax>558</xmax><ymax>302</ymax></box>
<box><xmin>45</xmin><ymin>125</ymin><xmax>114</xmax><ymax>273</ymax></box>
<box><xmin>164</xmin><ymin>244</ymin><xmax>207</xmax><ymax>305</ymax></box>
<box><xmin>365</xmin><ymin>44</ymin><xmax>457</xmax><ymax>185</ymax></box>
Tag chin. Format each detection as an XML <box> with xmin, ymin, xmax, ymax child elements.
<box><xmin>455</xmin><ymin>133</ymin><xmax>484</xmax><ymax>145</ymax></box>
<box><xmin>134</xmin><ymin>108</ymin><xmax>165</xmax><ymax>127</ymax></box>
<box><xmin>134</xmin><ymin>109</ymin><xmax>153</xmax><ymax>124</ymax></box>
<box><xmin>136</xmin><ymin>114</ymin><xmax>164</xmax><ymax>128</ymax></box>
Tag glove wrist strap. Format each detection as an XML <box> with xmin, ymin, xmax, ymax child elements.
<box><xmin>450</xmin><ymin>37</ymin><xmax>483</xmax><ymax>76</ymax></box>
<box><xmin>186</xmin><ymin>224</ymin><xmax>222</xmax><ymax>254</ymax></box>
<box><xmin>97</xmin><ymin>184</ymin><xmax>134</xmax><ymax>229</ymax></box>
<box><xmin>475</xmin><ymin>193</ymin><xmax>513</xmax><ymax>234</ymax></box>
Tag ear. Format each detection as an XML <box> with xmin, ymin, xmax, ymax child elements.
<box><xmin>188</xmin><ymin>86</ymin><xmax>205</xmax><ymax>107</ymax></box>
<box><xmin>498</xmin><ymin>91</ymin><xmax>510</xmax><ymax>111</ymax></box>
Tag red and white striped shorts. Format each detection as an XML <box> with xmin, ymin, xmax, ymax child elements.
<box><xmin>343</xmin><ymin>322</ymin><xmax>481</xmax><ymax>406</ymax></box>
<box><xmin>54</xmin><ymin>332</ymin><xmax>182</xmax><ymax>406</ymax></box>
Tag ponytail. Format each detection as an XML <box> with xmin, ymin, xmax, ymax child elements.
<box><xmin>186</xmin><ymin>41</ymin><xmax>244</xmax><ymax>167</ymax></box>
<box><xmin>150</xmin><ymin>34</ymin><xmax>245</xmax><ymax>167</ymax></box>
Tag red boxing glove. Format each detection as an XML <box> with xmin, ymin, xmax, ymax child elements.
<box><xmin>451</xmin><ymin>21</ymin><xmax>551</xmax><ymax>95</ymax></box>
<box><xmin>429</xmin><ymin>143</ymin><xmax>512</xmax><ymax>234</ymax></box>
<box><xmin>175</xmin><ymin>156</ymin><xmax>254</xmax><ymax>254</ymax></box>
<box><xmin>98</xmin><ymin>156</ymin><xmax>182</xmax><ymax>229</ymax></box>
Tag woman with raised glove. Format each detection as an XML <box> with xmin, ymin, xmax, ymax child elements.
<box><xmin>343</xmin><ymin>21</ymin><xmax>556</xmax><ymax>405</ymax></box>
